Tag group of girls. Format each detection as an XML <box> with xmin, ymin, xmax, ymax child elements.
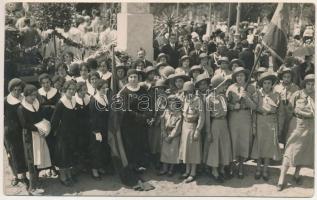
<box><xmin>4</xmin><ymin>53</ymin><xmax>314</xmax><ymax>195</ymax></box>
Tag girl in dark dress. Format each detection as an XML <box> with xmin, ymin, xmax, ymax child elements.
<box><xmin>89</xmin><ymin>79</ymin><xmax>111</xmax><ymax>180</ymax></box>
<box><xmin>37</xmin><ymin>73</ymin><xmax>60</xmax><ymax>177</ymax></box>
<box><xmin>17</xmin><ymin>85</ymin><xmax>46</xmax><ymax>195</ymax></box>
<box><xmin>88</xmin><ymin>71</ymin><xmax>101</xmax><ymax>96</ymax></box>
<box><xmin>50</xmin><ymin>80</ymin><xmax>77</xmax><ymax>186</ymax></box>
<box><xmin>4</xmin><ymin>78</ymin><xmax>28</xmax><ymax>186</ymax></box>
<box><xmin>74</xmin><ymin>82</ymin><xmax>91</xmax><ymax>173</ymax></box>
<box><xmin>119</xmin><ymin>69</ymin><xmax>151</xmax><ymax>172</ymax></box>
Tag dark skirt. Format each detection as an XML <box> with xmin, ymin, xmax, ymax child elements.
<box><xmin>54</xmin><ymin>133</ymin><xmax>73</xmax><ymax>169</ymax></box>
<box><xmin>4</xmin><ymin>126</ymin><xmax>27</xmax><ymax>174</ymax></box>
<box><xmin>89</xmin><ymin>132</ymin><xmax>111</xmax><ymax>169</ymax></box>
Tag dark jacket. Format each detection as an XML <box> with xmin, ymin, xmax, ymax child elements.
<box><xmin>239</xmin><ymin>48</ymin><xmax>254</xmax><ymax>71</ymax></box>
<box><xmin>161</xmin><ymin>43</ymin><xmax>180</xmax><ymax>68</ymax></box>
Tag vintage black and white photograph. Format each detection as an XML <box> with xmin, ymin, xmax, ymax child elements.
<box><xmin>2</xmin><ymin>0</ymin><xmax>315</xmax><ymax>197</ymax></box>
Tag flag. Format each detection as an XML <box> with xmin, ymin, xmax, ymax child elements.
<box><xmin>262</xmin><ymin>3</ymin><xmax>289</xmax><ymax>63</ymax></box>
<box><xmin>107</xmin><ymin>45</ymin><xmax>138</xmax><ymax>186</ymax></box>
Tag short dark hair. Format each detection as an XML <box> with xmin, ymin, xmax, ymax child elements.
<box><xmin>88</xmin><ymin>71</ymin><xmax>100</xmax><ymax>83</ymax></box>
<box><xmin>62</xmin><ymin>80</ymin><xmax>77</xmax><ymax>93</ymax></box>
<box><xmin>38</xmin><ymin>73</ymin><xmax>51</xmax><ymax>83</ymax></box>
<box><xmin>23</xmin><ymin>84</ymin><xmax>37</xmax><ymax>97</ymax></box>
<box><xmin>95</xmin><ymin>79</ymin><xmax>109</xmax><ymax>91</ymax></box>
<box><xmin>76</xmin><ymin>81</ymin><xmax>87</xmax><ymax>92</ymax></box>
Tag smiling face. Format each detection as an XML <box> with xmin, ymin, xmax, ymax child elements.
<box><xmin>236</xmin><ymin>72</ymin><xmax>246</xmax><ymax>84</ymax></box>
<box><xmin>198</xmin><ymin>80</ymin><xmax>209</xmax><ymax>92</ymax></box>
<box><xmin>90</xmin><ymin>76</ymin><xmax>99</xmax><ymax>88</ymax></box>
<box><xmin>282</xmin><ymin>72</ymin><xmax>292</xmax><ymax>85</ymax></box>
<box><xmin>137</xmin><ymin>50</ymin><xmax>145</xmax><ymax>60</ymax></box>
<box><xmin>65</xmin><ymin>84</ymin><xmax>76</xmax><ymax>98</ymax></box>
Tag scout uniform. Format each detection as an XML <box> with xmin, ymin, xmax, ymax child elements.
<box><xmin>160</xmin><ymin>96</ymin><xmax>182</xmax><ymax>164</ymax></box>
<box><xmin>204</xmin><ymin>88</ymin><xmax>232</xmax><ymax>167</ymax></box>
<box><xmin>226</xmin><ymin>67</ymin><xmax>256</xmax><ymax>160</ymax></box>
<box><xmin>273</xmin><ymin>67</ymin><xmax>299</xmax><ymax>144</ymax></box>
<box><xmin>283</xmin><ymin>75</ymin><xmax>315</xmax><ymax>167</ymax></box>
<box><xmin>251</xmin><ymin>72</ymin><xmax>282</xmax><ymax>161</ymax></box>
<box><xmin>179</xmin><ymin>82</ymin><xmax>205</xmax><ymax>164</ymax></box>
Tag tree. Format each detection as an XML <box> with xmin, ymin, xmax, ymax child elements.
<box><xmin>31</xmin><ymin>3</ymin><xmax>76</xmax><ymax>30</ymax></box>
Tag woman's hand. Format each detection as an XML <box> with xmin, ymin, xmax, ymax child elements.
<box><xmin>95</xmin><ymin>133</ymin><xmax>102</xmax><ymax>142</ymax></box>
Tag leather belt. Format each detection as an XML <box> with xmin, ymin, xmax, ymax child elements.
<box><xmin>294</xmin><ymin>114</ymin><xmax>314</xmax><ymax>120</ymax></box>
<box><xmin>183</xmin><ymin>118</ymin><xmax>198</xmax><ymax>123</ymax></box>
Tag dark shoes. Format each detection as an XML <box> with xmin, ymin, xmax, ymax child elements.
<box><xmin>211</xmin><ymin>174</ymin><xmax>224</xmax><ymax>183</ymax></box>
<box><xmin>10</xmin><ymin>177</ymin><xmax>19</xmax><ymax>186</ymax></box>
<box><xmin>293</xmin><ymin>175</ymin><xmax>302</xmax><ymax>185</ymax></box>
<box><xmin>254</xmin><ymin>171</ymin><xmax>262</xmax><ymax>180</ymax></box>
<box><xmin>262</xmin><ymin>171</ymin><xmax>269</xmax><ymax>181</ymax></box>
<box><xmin>277</xmin><ymin>183</ymin><xmax>285</xmax><ymax>191</ymax></box>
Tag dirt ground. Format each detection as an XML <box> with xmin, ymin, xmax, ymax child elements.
<box><xmin>3</xmin><ymin>155</ymin><xmax>314</xmax><ymax>197</ymax></box>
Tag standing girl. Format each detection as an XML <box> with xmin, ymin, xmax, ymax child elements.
<box><xmin>226</xmin><ymin>67</ymin><xmax>256</xmax><ymax>178</ymax></box>
<box><xmin>37</xmin><ymin>73</ymin><xmax>60</xmax><ymax>177</ymax></box>
<box><xmin>179</xmin><ymin>81</ymin><xmax>205</xmax><ymax>183</ymax></box>
<box><xmin>18</xmin><ymin>85</ymin><xmax>51</xmax><ymax>195</ymax></box>
<box><xmin>89</xmin><ymin>79</ymin><xmax>111</xmax><ymax>180</ymax></box>
<box><xmin>51</xmin><ymin>80</ymin><xmax>77</xmax><ymax>186</ymax></box>
<box><xmin>4</xmin><ymin>78</ymin><xmax>28</xmax><ymax>186</ymax></box>
<box><xmin>74</xmin><ymin>82</ymin><xmax>91</xmax><ymax>173</ymax></box>
<box><xmin>205</xmin><ymin>75</ymin><xmax>232</xmax><ymax>183</ymax></box>
<box><xmin>251</xmin><ymin>72</ymin><xmax>282</xmax><ymax>181</ymax></box>
<box><xmin>159</xmin><ymin>95</ymin><xmax>182</xmax><ymax>176</ymax></box>
<box><xmin>277</xmin><ymin>74</ymin><xmax>315</xmax><ymax>191</ymax></box>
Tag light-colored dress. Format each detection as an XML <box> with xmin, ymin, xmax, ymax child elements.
<box><xmin>178</xmin><ymin>95</ymin><xmax>205</xmax><ymax>164</ymax></box>
<box><xmin>251</xmin><ymin>88</ymin><xmax>282</xmax><ymax>160</ymax></box>
<box><xmin>273</xmin><ymin>82</ymin><xmax>299</xmax><ymax>142</ymax></box>
<box><xmin>204</xmin><ymin>93</ymin><xmax>232</xmax><ymax>167</ymax></box>
<box><xmin>226</xmin><ymin>83</ymin><xmax>256</xmax><ymax>159</ymax></box>
<box><xmin>160</xmin><ymin>110</ymin><xmax>182</xmax><ymax>164</ymax></box>
<box><xmin>283</xmin><ymin>90</ymin><xmax>314</xmax><ymax>167</ymax></box>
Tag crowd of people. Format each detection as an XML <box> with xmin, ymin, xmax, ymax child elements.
<box><xmin>4</xmin><ymin>6</ymin><xmax>315</xmax><ymax>196</ymax></box>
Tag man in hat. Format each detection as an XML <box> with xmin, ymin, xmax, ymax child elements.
<box><xmin>161</xmin><ymin>33</ymin><xmax>180</xmax><ymax>68</ymax></box>
<box><xmin>214</xmin><ymin>57</ymin><xmax>232</xmax><ymax>77</ymax></box>
<box><xmin>292</xmin><ymin>55</ymin><xmax>315</xmax><ymax>87</ymax></box>
<box><xmin>189</xmin><ymin>41</ymin><xmax>203</xmax><ymax>66</ymax></box>
<box><xmin>199</xmin><ymin>53</ymin><xmax>214</xmax><ymax>77</ymax></box>
<box><xmin>178</xmin><ymin>37</ymin><xmax>193</xmax><ymax>58</ymax></box>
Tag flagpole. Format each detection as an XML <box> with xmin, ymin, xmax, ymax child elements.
<box><xmin>244</xmin><ymin>45</ymin><xmax>265</xmax><ymax>88</ymax></box>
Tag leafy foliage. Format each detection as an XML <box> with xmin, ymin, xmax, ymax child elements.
<box><xmin>31</xmin><ymin>3</ymin><xmax>76</xmax><ymax>30</ymax></box>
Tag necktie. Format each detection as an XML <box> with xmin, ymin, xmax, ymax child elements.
<box><xmin>82</xmin><ymin>97</ymin><xmax>85</xmax><ymax>106</ymax></box>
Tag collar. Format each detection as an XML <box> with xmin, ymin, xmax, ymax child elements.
<box><xmin>75</xmin><ymin>93</ymin><xmax>90</xmax><ymax>106</ymax></box>
<box><xmin>21</xmin><ymin>98</ymin><xmax>40</xmax><ymax>112</ymax></box>
<box><xmin>60</xmin><ymin>95</ymin><xmax>76</xmax><ymax>109</ymax></box>
<box><xmin>76</xmin><ymin>76</ymin><xmax>89</xmax><ymax>82</ymax></box>
<box><xmin>259</xmin><ymin>88</ymin><xmax>273</xmax><ymax>97</ymax></box>
<box><xmin>99</xmin><ymin>71</ymin><xmax>112</xmax><ymax>80</ymax></box>
<box><xmin>7</xmin><ymin>93</ymin><xmax>22</xmax><ymax>105</ymax></box>
<box><xmin>38</xmin><ymin>87</ymin><xmax>57</xmax><ymax>100</ymax></box>
<box><xmin>127</xmin><ymin>84</ymin><xmax>141</xmax><ymax>92</ymax></box>
<box><xmin>93</xmin><ymin>92</ymin><xmax>108</xmax><ymax>107</ymax></box>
